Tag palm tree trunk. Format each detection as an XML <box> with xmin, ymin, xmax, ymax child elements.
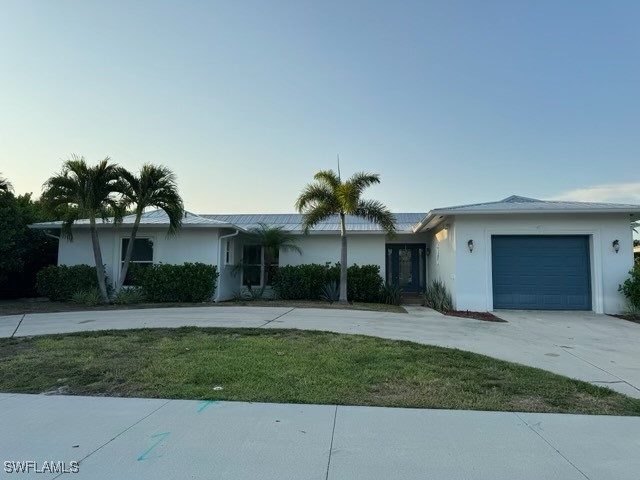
<box><xmin>116</xmin><ymin>210</ymin><xmax>143</xmax><ymax>294</ymax></box>
<box><xmin>89</xmin><ymin>215</ymin><xmax>110</xmax><ymax>303</ymax></box>
<box><xmin>339</xmin><ymin>212</ymin><xmax>348</xmax><ymax>304</ymax></box>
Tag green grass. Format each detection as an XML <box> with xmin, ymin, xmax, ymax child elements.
<box><xmin>1</xmin><ymin>327</ymin><xmax>638</xmax><ymax>415</ymax></box>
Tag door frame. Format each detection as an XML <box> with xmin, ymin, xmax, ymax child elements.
<box><xmin>385</xmin><ymin>243</ymin><xmax>427</xmax><ymax>293</ymax></box>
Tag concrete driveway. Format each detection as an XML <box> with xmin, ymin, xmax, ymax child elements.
<box><xmin>1</xmin><ymin>306</ymin><xmax>639</xmax><ymax>397</ymax></box>
<box><xmin>1</xmin><ymin>393</ymin><xmax>639</xmax><ymax>480</ymax></box>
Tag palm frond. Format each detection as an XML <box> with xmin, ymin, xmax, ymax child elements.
<box><xmin>295</xmin><ymin>183</ymin><xmax>337</xmax><ymax>212</ymax></box>
<box><xmin>313</xmin><ymin>170</ymin><xmax>340</xmax><ymax>190</ymax></box>
<box><xmin>355</xmin><ymin>199</ymin><xmax>397</xmax><ymax>235</ymax></box>
<box><xmin>300</xmin><ymin>204</ymin><xmax>336</xmax><ymax>233</ymax></box>
<box><xmin>118</xmin><ymin>163</ymin><xmax>184</xmax><ymax>236</ymax></box>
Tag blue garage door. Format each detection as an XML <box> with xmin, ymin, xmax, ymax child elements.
<box><xmin>492</xmin><ymin>235</ymin><xmax>591</xmax><ymax>310</ymax></box>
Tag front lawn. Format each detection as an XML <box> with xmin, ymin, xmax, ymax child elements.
<box><xmin>0</xmin><ymin>328</ymin><xmax>638</xmax><ymax>415</ymax></box>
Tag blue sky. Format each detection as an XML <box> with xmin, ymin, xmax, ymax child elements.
<box><xmin>1</xmin><ymin>0</ymin><xmax>639</xmax><ymax>213</ymax></box>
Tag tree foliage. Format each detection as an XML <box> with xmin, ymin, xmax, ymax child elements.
<box><xmin>295</xmin><ymin>169</ymin><xmax>395</xmax><ymax>303</ymax></box>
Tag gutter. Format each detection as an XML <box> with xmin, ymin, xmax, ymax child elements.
<box><xmin>215</xmin><ymin>229</ymin><xmax>241</xmax><ymax>302</ymax></box>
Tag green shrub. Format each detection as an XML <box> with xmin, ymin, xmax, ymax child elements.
<box><xmin>423</xmin><ymin>279</ymin><xmax>453</xmax><ymax>312</ymax></box>
<box><xmin>70</xmin><ymin>288</ymin><xmax>102</xmax><ymax>306</ymax></box>
<box><xmin>272</xmin><ymin>263</ymin><xmax>383</xmax><ymax>302</ymax></box>
<box><xmin>344</xmin><ymin>264</ymin><xmax>384</xmax><ymax>303</ymax></box>
<box><xmin>272</xmin><ymin>263</ymin><xmax>333</xmax><ymax>300</ymax></box>
<box><xmin>36</xmin><ymin>264</ymin><xmax>100</xmax><ymax>301</ymax></box>
<box><xmin>320</xmin><ymin>281</ymin><xmax>340</xmax><ymax>303</ymax></box>
<box><xmin>136</xmin><ymin>262</ymin><xmax>218</xmax><ymax>303</ymax></box>
<box><xmin>112</xmin><ymin>287</ymin><xmax>146</xmax><ymax>305</ymax></box>
<box><xmin>381</xmin><ymin>283</ymin><xmax>402</xmax><ymax>306</ymax></box>
<box><xmin>619</xmin><ymin>265</ymin><xmax>640</xmax><ymax>311</ymax></box>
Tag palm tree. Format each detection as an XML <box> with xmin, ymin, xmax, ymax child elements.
<box><xmin>115</xmin><ymin>164</ymin><xmax>184</xmax><ymax>293</ymax></box>
<box><xmin>42</xmin><ymin>157</ymin><xmax>124</xmax><ymax>303</ymax></box>
<box><xmin>244</xmin><ymin>223</ymin><xmax>302</xmax><ymax>286</ymax></box>
<box><xmin>295</xmin><ymin>170</ymin><xmax>396</xmax><ymax>303</ymax></box>
<box><xmin>0</xmin><ymin>174</ymin><xmax>12</xmax><ymax>192</ymax></box>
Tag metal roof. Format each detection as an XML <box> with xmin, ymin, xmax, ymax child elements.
<box><xmin>200</xmin><ymin>213</ymin><xmax>425</xmax><ymax>233</ymax></box>
<box><xmin>414</xmin><ymin>195</ymin><xmax>640</xmax><ymax>232</ymax></box>
<box><xmin>29</xmin><ymin>210</ymin><xmax>238</xmax><ymax>229</ymax></box>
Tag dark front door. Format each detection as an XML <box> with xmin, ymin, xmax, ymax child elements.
<box><xmin>386</xmin><ymin>244</ymin><xmax>426</xmax><ymax>293</ymax></box>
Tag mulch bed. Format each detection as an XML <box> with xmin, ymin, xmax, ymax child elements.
<box><xmin>443</xmin><ymin>310</ymin><xmax>507</xmax><ymax>323</ymax></box>
<box><xmin>609</xmin><ymin>314</ymin><xmax>640</xmax><ymax>325</ymax></box>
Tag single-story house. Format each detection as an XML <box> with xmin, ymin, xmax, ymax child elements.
<box><xmin>30</xmin><ymin>195</ymin><xmax>640</xmax><ymax>313</ymax></box>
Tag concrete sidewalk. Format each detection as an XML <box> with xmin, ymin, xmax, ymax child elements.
<box><xmin>1</xmin><ymin>393</ymin><xmax>638</xmax><ymax>479</ymax></box>
<box><xmin>1</xmin><ymin>306</ymin><xmax>639</xmax><ymax>397</ymax></box>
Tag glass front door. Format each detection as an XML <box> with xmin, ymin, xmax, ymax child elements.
<box><xmin>386</xmin><ymin>244</ymin><xmax>426</xmax><ymax>293</ymax></box>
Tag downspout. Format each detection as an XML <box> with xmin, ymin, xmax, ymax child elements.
<box><xmin>215</xmin><ymin>229</ymin><xmax>241</xmax><ymax>302</ymax></box>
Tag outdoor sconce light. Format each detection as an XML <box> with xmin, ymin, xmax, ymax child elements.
<box><xmin>467</xmin><ymin>239</ymin><xmax>474</xmax><ymax>253</ymax></box>
<box><xmin>612</xmin><ymin>239</ymin><xmax>620</xmax><ymax>253</ymax></box>
<box><xmin>426</xmin><ymin>247</ymin><xmax>431</xmax><ymax>257</ymax></box>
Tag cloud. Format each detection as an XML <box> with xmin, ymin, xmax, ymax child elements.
<box><xmin>553</xmin><ymin>182</ymin><xmax>640</xmax><ymax>204</ymax></box>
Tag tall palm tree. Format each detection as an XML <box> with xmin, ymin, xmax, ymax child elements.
<box><xmin>0</xmin><ymin>174</ymin><xmax>12</xmax><ymax>192</ymax></box>
<box><xmin>244</xmin><ymin>223</ymin><xmax>302</xmax><ymax>286</ymax></box>
<box><xmin>42</xmin><ymin>157</ymin><xmax>124</xmax><ymax>303</ymax></box>
<box><xmin>115</xmin><ymin>164</ymin><xmax>184</xmax><ymax>293</ymax></box>
<box><xmin>295</xmin><ymin>170</ymin><xmax>396</xmax><ymax>303</ymax></box>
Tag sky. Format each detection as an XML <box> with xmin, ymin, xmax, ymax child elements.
<box><xmin>1</xmin><ymin>0</ymin><xmax>639</xmax><ymax>214</ymax></box>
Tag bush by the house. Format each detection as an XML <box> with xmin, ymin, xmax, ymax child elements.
<box><xmin>112</xmin><ymin>287</ymin><xmax>146</xmax><ymax>305</ymax></box>
<box><xmin>36</xmin><ymin>264</ymin><xmax>100</xmax><ymax>301</ymax></box>
<box><xmin>71</xmin><ymin>288</ymin><xmax>102</xmax><ymax>306</ymax></box>
<box><xmin>342</xmin><ymin>264</ymin><xmax>384</xmax><ymax>303</ymax></box>
<box><xmin>272</xmin><ymin>263</ymin><xmax>383</xmax><ymax>302</ymax></box>
<box><xmin>619</xmin><ymin>265</ymin><xmax>640</xmax><ymax>311</ymax></box>
<box><xmin>136</xmin><ymin>262</ymin><xmax>218</xmax><ymax>303</ymax></box>
<box><xmin>381</xmin><ymin>283</ymin><xmax>402</xmax><ymax>306</ymax></box>
<box><xmin>423</xmin><ymin>279</ymin><xmax>453</xmax><ymax>312</ymax></box>
<box><xmin>272</xmin><ymin>263</ymin><xmax>332</xmax><ymax>300</ymax></box>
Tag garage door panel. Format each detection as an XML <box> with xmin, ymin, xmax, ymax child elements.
<box><xmin>492</xmin><ymin>236</ymin><xmax>591</xmax><ymax>311</ymax></box>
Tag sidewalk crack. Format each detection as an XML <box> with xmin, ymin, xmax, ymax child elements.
<box><xmin>557</xmin><ymin>346</ymin><xmax>640</xmax><ymax>393</ymax></box>
<box><xmin>514</xmin><ymin>412</ymin><xmax>591</xmax><ymax>480</ymax></box>
<box><xmin>259</xmin><ymin>308</ymin><xmax>296</xmax><ymax>328</ymax></box>
<box><xmin>52</xmin><ymin>399</ymin><xmax>172</xmax><ymax>479</ymax></box>
<box><xmin>11</xmin><ymin>315</ymin><xmax>25</xmax><ymax>338</ymax></box>
<box><xmin>325</xmin><ymin>405</ymin><xmax>338</xmax><ymax>480</ymax></box>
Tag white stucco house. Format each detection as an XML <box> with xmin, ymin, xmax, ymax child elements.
<box><xmin>30</xmin><ymin>195</ymin><xmax>640</xmax><ymax>313</ymax></box>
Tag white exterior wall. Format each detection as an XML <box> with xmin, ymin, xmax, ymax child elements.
<box><xmin>58</xmin><ymin>227</ymin><xmax>220</xmax><ymax>290</ymax></box>
<box><xmin>427</xmin><ymin>222</ymin><xmax>457</xmax><ymax>296</ymax></box>
<box><xmin>453</xmin><ymin>213</ymin><xmax>635</xmax><ymax>314</ymax></box>
<box><xmin>279</xmin><ymin>233</ymin><xmax>386</xmax><ymax>278</ymax></box>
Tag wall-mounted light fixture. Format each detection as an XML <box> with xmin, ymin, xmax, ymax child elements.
<box><xmin>612</xmin><ymin>239</ymin><xmax>620</xmax><ymax>253</ymax></box>
<box><xmin>467</xmin><ymin>239</ymin><xmax>474</xmax><ymax>253</ymax></box>
<box><xmin>426</xmin><ymin>247</ymin><xmax>431</xmax><ymax>257</ymax></box>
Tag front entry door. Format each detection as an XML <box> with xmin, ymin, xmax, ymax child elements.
<box><xmin>386</xmin><ymin>244</ymin><xmax>426</xmax><ymax>293</ymax></box>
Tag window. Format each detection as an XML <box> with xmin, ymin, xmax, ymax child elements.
<box><xmin>225</xmin><ymin>240</ymin><xmax>232</xmax><ymax>264</ymax></box>
<box><xmin>121</xmin><ymin>238</ymin><xmax>154</xmax><ymax>285</ymax></box>
<box><xmin>242</xmin><ymin>245</ymin><xmax>279</xmax><ymax>287</ymax></box>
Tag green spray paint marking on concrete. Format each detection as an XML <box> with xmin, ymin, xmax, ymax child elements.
<box><xmin>197</xmin><ymin>400</ymin><xmax>219</xmax><ymax>414</ymax></box>
<box><xmin>137</xmin><ymin>432</ymin><xmax>171</xmax><ymax>461</ymax></box>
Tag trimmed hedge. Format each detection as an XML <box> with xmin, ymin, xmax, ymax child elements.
<box><xmin>135</xmin><ymin>262</ymin><xmax>218</xmax><ymax>303</ymax></box>
<box><xmin>272</xmin><ymin>263</ymin><xmax>383</xmax><ymax>303</ymax></box>
<box><xmin>36</xmin><ymin>264</ymin><xmax>100</xmax><ymax>301</ymax></box>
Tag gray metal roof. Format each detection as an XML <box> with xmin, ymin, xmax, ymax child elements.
<box><xmin>30</xmin><ymin>210</ymin><xmax>238</xmax><ymax>229</ymax></box>
<box><xmin>200</xmin><ymin>213</ymin><xmax>425</xmax><ymax>233</ymax></box>
<box><xmin>30</xmin><ymin>210</ymin><xmax>424</xmax><ymax>233</ymax></box>
<box><xmin>414</xmin><ymin>195</ymin><xmax>640</xmax><ymax>232</ymax></box>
